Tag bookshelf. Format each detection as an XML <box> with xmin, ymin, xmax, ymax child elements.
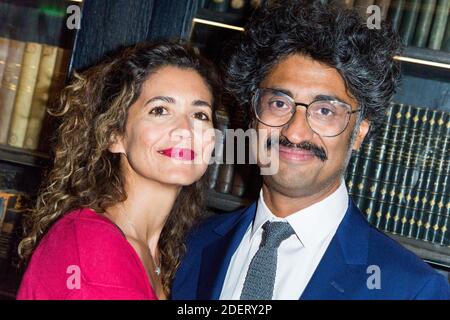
<box><xmin>0</xmin><ymin>145</ymin><xmax>50</xmax><ymax>168</ymax></box>
<box><xmin>190</xmin><ymin>0</ymin><xmax>450</xmax><ymax>279</ymax></box>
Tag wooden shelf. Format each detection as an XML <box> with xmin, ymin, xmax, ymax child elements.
<box><xmin>400</xmin><ymin>47</ymin><xmax>450</xmax><ymax>66</ymax></box>
<box><xmin>0</xmin><ymin>144</ymin><xmax>51</xmax><ymax>168</ymax></box>
<box><xmin>195</xmin><ymin>8</ymin><xmax>247</xmax><ymax>27</ymax></box>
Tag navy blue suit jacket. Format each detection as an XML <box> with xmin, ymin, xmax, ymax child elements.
<box><xmin>172</xmin><ymin>198</ymin><xmax>450</xmax><ymax>300</ymax></box>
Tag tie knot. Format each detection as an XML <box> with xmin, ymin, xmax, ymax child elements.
<box><xmin>260</xmin><ymin>221</ymin><xmax>294</xmax><ymax>248</ymax></box>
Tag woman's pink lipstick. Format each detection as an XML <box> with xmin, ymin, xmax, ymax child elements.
<box><xmin>158</xmin><ymin>148</ymin><xmax>196</xmax><ymax>160</ymax></box>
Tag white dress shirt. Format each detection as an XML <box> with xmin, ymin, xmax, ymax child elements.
<box><xmin>219</xmin><ymin>180</ymin><xmax>349</xmax><ymax>300</ymax></box>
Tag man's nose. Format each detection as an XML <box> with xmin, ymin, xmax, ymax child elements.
<box><xmin>280</xmin><ymin>108</ymin><xmax>315</xmax><ymax>143</ymax></box>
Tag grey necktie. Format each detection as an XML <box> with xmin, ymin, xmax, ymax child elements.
<box><xmin>240</xmin><ymin>221</ymin><xmax>295</xmax><ymax>300</ymax></box>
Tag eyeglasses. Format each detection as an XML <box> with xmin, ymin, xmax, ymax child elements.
<box><xmin>252</xmin><ymin>88</ymin><xmax>361</xmax><ymax>137</ymax></box>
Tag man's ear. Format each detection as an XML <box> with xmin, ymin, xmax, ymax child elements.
<box><xmin>352</xmin><ymin>119</ymin><xmax>370</xmax><ymax>151</ymax></box>
<box><xmin>108</xmin><ymin>133</ymin><xmax>125</xmax><ymax>154</ymax></box>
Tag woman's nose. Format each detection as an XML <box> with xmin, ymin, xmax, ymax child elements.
<box><xmin>170</xmin><ymin>115</ymin><xmax>193</xmax><ymax>141</ymax></box>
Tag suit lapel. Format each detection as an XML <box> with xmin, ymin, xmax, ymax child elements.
<box><xmin>197</xmin><ymin>203</ymin><xmax>257</xmax><ymax>300</ymax></box>
<box><xmin>300</xmin><ymin>199</ymin><xmax>370</xmax><ymax>300</ymax></box>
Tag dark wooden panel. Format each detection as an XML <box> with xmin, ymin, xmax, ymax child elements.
<box><xmin>147</xmin><ymin>0</ymin><xmax>199</xmax><ymax>42</ymax></box>
<box><xmin>394</xmin><ymin>71</ymin><xmax>450</xmax><ymax>112</ymax></box>
<box><xmin>70</xmin><ymin>0</ymin><xmax>154</xmax><ymax>71</ymax></box>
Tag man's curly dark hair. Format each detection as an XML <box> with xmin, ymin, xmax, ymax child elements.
<box><xmin>224</xmin><ymin>0</ymin><xmax>403</xmax><ymax>137</ymax></box>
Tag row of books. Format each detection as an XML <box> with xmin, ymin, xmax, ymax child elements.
<box><xmin>0</xmin><ymin>39</ymin><xmax>70</xmax><ymax>150</ymax></box>
<box><xmin>0</xmin><ymin>2</ymin><xmax>73</xmax><ymax>151</ymax></box>
<box><xmin>329</xmin><ymin>0</ymin><xmax>450</xmax><ymax>51</ymax></box>
<box><xmin>345</xmin><ymin>102</ymin><xmax>449</xmax><ymax>246</ymax></box>
<box><xmin>389</xmin><ymin>0</ymin><xmax>450</xmax><ymax>50</ymax></box>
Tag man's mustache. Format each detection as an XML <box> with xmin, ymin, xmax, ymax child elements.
<box><xmin>266</xmin><ymin>136</ymin><xmax>328</xmax><ymax>162</ymax></box>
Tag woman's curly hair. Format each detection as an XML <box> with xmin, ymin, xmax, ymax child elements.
<box><xmin>18</xmin><ymin>41</ymin><xmax>219</xmax><ymax>296</ymax></box>
<box><xmin>224</xmin><ymin>0</ymin><xmax>403</xmax><ymax>136</ymax></box>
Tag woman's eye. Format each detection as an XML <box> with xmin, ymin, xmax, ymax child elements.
<box><xmin>149</xmin><ymin>106</ymin><xmax>168</xmax><ymax>116</ymax></box>
<box><xmin>193</xmin><ymin>112</ymin><xmax>210</xmax><ymax>121</ymax></box>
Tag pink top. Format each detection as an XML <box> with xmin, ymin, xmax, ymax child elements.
<box><xmin>17</xmin><ymin>208</ymin><xmax>157</xmax><ymax>300</ymax></box>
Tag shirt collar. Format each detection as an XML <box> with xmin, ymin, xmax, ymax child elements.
<box><xmin>251</xmin><ymin>180</ymin><xmax>349</xmax><ymax>248</ymax></box>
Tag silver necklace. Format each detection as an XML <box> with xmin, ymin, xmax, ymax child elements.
<box><xmin>107</xmin><ymin>210</ymin><xmax>162</xmax><ymax>276</ymax></box>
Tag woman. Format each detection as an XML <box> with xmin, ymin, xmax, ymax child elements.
<box><xmin>17</xmin><ymin>42</ymin><xmax>218</xmax><ymax>300</ymax></box>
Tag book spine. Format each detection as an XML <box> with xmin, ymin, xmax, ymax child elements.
<box><xmin>23</xmin><ymin>45</ymin><xmax>58</xmax><ymax>150</ymax></box>
<box><xmin>443</xmin><ymin>15</ymin><xmax>450</xmax><ymax>51</ymax></box>
<box><xmin>209</xmin><ymin>109</ymin><xmax>229</xmax><ymax>189</ymax></box>
<box><xmin>231</xmin><ymin>165</ymin><xmax>245</xmax><ymax>197</ymax></box>
<box><xmin>405</xmin><ymin>107</ymin><xmax>430</xmax><ymax>240</ymax></box>
<box><xmin>387</xmin><ymin>0</ymin><xmax>406</xmax><ymax>31</ymax></box>
<box><xmin>430</xmin><ymin>172</ymin><xmax>449</xmax><ymax>246</ymax></box>
<box><xmin>418</xmin><ymin>110</ymin><xmax>441</xmax><ymax>242</ymax></box>
<box><xmin>7</xmin><ymin>42</ymin><xmax>43</xmax><ymax>148</ymax></box>
<box><xmin>38</xmin><ymin>47</ymin><xmax>70</xmax><ymax>152</ymax></box>
<box><xmin>398</xmin><ymin>107</ymin><xmax>431</xmax><ymax>237</ymax></box>
<box><xmin>215</xmin><ymin>164</ymin><xmax>235</xmax><ymax>194</ymax></box>
<box><xmin>353</xmin><ymin>140</ymin><xmax>377</xmax><ymax>212</ymax></box>
<box><xmin>47</xmin><ymin>48</ymin><xmax>70</xmax><ymax>104</ymax></box>
<box><xmin>427</xmin><ymin>172</ymin><xmax>447</xmax><ymax>243</ymax></box>
<box><xmin>0</xmin><ymin>40</ymin><xmax>26</xmax><ymax>144</ymax></box>
<box><xmin>0</xmin><ymin>37</ymin><xmax>9</xmax><ymax>84</ymax></box>
<box><xmin>395</xmin><ymin>105</ymin><xmax>420</xmax><ymax>237</ymax></box>
<box><xmin>427</xmin><ymin>0</ymin><xmax>450</xmax><ymax>50</ymax></box>
<box><xmin>386</xmin><ymin>104</ymin><xmax>413</xmax><ymax>234</ymax></box>
<box><xmin>426</xmin><ymin>112</ymin><xmax>449</xmax><ymax>244</ymax></box>
<box><xmin>345</xmin><ymin>153</ymin><xmax>360</xmax><ymax>201</ymax></box>
<box><xmin>398</xmin><ymin>0</ymin><xmax>422</xmax><ymax>45</ymax></box>
<box><xmin>412</xmin><ymin>0</ymin><xmax>437</xmax><ymax>47</ymax></box>
<box><xmin>375</xmin><ymin>0</ymin><xmax>392</xmax><ymax>20</ymax></box>
<box><xmin>376</xmin><ymin>104</ymin><xmax>408</xmax><ymax>231</ymax></box>
<box><xmin>365</xmin><ymin>104</ymin><xmax>397</xmax><ymax>225</ymax></box>
<box><xmin>346</xmin><ymin>146</ymin><xmax>365</xmax><ymax>208</ymax></box>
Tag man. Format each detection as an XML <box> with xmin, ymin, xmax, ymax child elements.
<box><xmin>172</xmin><ymin>0</ymin><xmax>450</xmax><ymax>299</ymax></box>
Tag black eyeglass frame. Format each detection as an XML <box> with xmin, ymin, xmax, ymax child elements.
<box><xmin>252</xmin><ymin>87</ymin><xmax>362</xmax><ymax>137</ymax></box>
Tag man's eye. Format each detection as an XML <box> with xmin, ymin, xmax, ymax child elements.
<box><xmin>319</xmin><ymin>107</ymin><xmax>334</xmax><ymax>116</ymax></box>
<box><xmin>149</xmin><ymin>106</ymin><xmax>168</xmax><ymax>116</ymax></box>
<box><xmin>194</xmin><ymin>112</ymin><xmax>210</xmax><ymax>121</ymax></box>
<box><xmin>269</xmin><ymin>100</ymin><xmax>288</xmax><ymax>109</ymax></box>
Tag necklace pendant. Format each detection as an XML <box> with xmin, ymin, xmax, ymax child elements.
<box><xmin>155</xmin><ymin>266</ymin><xmax>161</xmax><ymax>276</ymax></box>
